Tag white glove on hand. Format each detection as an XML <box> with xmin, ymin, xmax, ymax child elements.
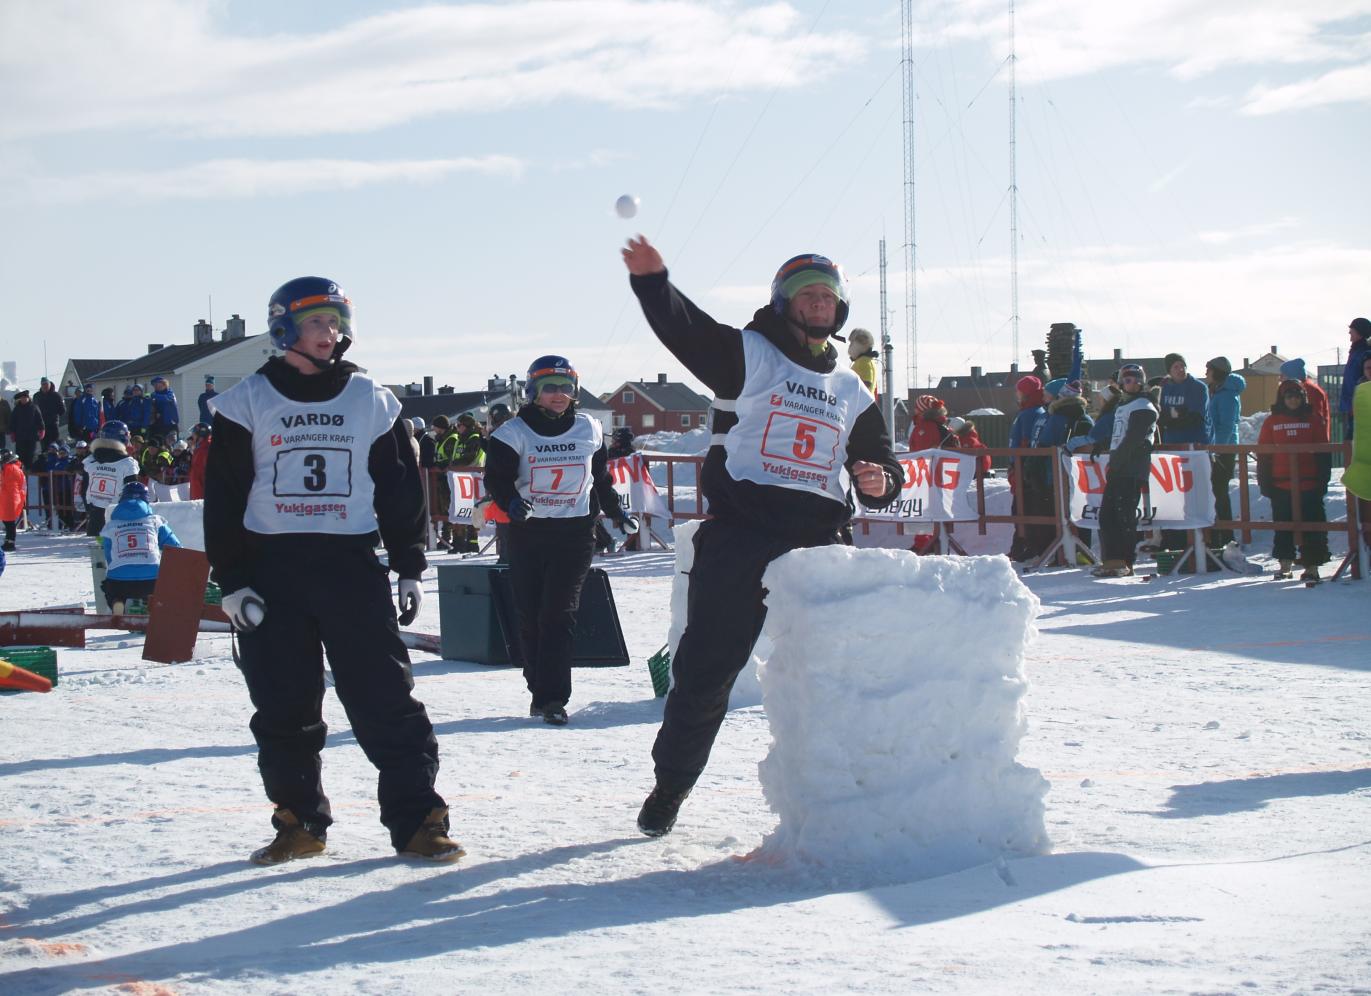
<box><xmin>397</xmin><ymin>578</ymin><xmax>423</xmax><ymax>626</ymax></box>
<box><xmin>222</xmin><ymin>587</ymin><xmax>266</xmax><ymax>633</ymax></box>
<box><xmin>617</xmin><ymin>514</ymin><xmax>640</xmax><ymax>535</ymax></box>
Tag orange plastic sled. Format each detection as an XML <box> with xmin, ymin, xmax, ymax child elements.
<box><xmin>0</xmin><ymin>658</ymin><xmax>53</xmax><ymax>693</ymax></box>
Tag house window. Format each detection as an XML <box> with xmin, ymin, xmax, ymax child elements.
<box><xmin>613</xmin><ymin>414</ymin><xmax>627</xmax><ymax>428</ymax></box>
<box><xmin>623</xmin><ymin>390</ymin><xmax>635</xmax><ymax>404</ymax></box>
<box><xmin>698</xmin><ymin>414</ymin><xmax>707</xmax><ymax>424</ymax></box>
<box><xmin>680</xmin><ymin>414</ymin><xmax>691</xmax><ymax>427</ymax></box>
<box><xmin>642</xmin><ymin>414</ymin><xmax>655</xmax><ymax>428</ymax></box>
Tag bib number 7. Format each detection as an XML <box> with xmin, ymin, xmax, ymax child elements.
<box><xmin>273</xmin><ymin>447</ymin><xmax>354</xmax><ymax>498</ymax></box>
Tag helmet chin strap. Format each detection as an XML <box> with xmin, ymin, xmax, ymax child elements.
<box><xmin>789</xmin><ymin>313</ymin><xmax>840</xmax><ymax>342</ymax></box>
<box><xmin>288</xmin><ymin>345</ymin><xmax>334</xmax><ymax>371</ymax></box>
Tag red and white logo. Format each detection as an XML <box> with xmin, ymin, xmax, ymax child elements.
<box><xmin>770</xmin><ymin>394</ymin><xmax>784</xmax><ymax>407</ymax></box>
<box><xmin>270</xmin><ymin>434</ymin><xmax>283</xmax><ymax>447</ymax></box>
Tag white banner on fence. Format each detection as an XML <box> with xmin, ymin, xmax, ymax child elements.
<box><xmin>856</xmin><ymin>449</ymin><xmax>981</xmax><ymax>522</ymax></box>
<box><xmin>150</xmin><ymin>481</ymin><xmax>190</xmax><ymax>502</ymax></box>
<box><xmin>446</xmin><ymin>471</ymin><xmax>485</xmax><ymax>522</ymax></box>
<box><xmin>607</xmin><ymin>454</ymin><xmax>669</xmax><ymax>518</ymax></box>
<box><xmin>1067</xmin><ymin>452</ymin><xmax>1215</xmax><ymax>529</ymax></box>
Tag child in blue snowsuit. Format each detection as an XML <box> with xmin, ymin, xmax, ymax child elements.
<box><xmin>99</xmin><ymin>480</ymin><xmax>182</xmax><ymax>611</ymax></box>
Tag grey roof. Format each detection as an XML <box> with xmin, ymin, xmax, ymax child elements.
<box><xmin>70</xmin><ymin>359</ymin><xmax>133</xmax><ymax>384</ymax></box>
<box><xmin>95</xmin><ymin>337</ymin><xmax>265</xmax><ymax>380</ymax></box>
<box><xmin>396</xmin><ymin>387</ymin><xmax>608</xmax><ymax>424</ymax></box>
<box><xmin>622</xmin><ymin>380</ymin><xmax>712</xmax><ymax>411</ymax></box>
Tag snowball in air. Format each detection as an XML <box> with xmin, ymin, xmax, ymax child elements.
<box><xmin>615</xmin><ymin>194</ymin><xmax>639</xmax><ymax>219</ymax></box>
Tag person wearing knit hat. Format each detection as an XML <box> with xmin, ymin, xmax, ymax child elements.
<box><xmin>1156</xmin><ymin>352</ymin><xmax>1211</xmax><ymax>554</ymax></box>
<box><xmin>1203</xmin><ymin>356</ymin><xmax>1247</xmax><ymax>547</ymax></box>
<box><xmin>1257</xmin><ymin>379</ymin><xmax>1331</xmax><ymax>581</ymax></box>
<box><xmin>1277</xmin><ymin>358</ymin><xmax>1328</xmax><ymax>442</ymax></box>
<box><xmin>1091</xmin><ymin>366</ymin><xmax>1160</xmax><ymax>577</ymax></box>
<box><xmin>846</xmin><ymin>328</ymin><xmax>879</xmax><ymax>396</ymax></box>
<box><xmin>1007</xmin><ymin>374</ymin><xmax>1051</xmax><ymax>562</ymax></box>
<box><xmin>1341</xmin><ymin>319</ymin><xmax>1371</xmax><ymax>435</ymax></box>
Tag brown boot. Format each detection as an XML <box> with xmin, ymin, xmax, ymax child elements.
<box><xmin>399</xmin><ymin>807</ymin><xmax>466</xmax><ymax>862</ymax></box>
<box><xmin>250</xmin><ymin>809</ymin><xmax>326</xmax><ymax>866</ymax></box>
<box><xmin>1091</xmin><ymin>559</ymin><xmax>1133</xmax><ymax>578</ymax></box>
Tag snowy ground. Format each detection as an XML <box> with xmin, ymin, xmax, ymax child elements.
<box><xmin>2</xmin><ymin>506</ymin><xmax>1370</xmax><ymax>993</ymax></box>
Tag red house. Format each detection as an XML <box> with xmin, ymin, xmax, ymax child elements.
<box><xmin>603</xmin><ymin>374</ymin><xmax>712</xmax><ymax>435</ymax></box>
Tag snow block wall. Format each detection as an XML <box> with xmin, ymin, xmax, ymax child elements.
<box><xmin>756</xmin><ymin>548</ymin><xmax>1049</xmax><ymax>877</ymax></box>
<box><xmin>668</xmin><ymin>519</ymin><xmax>762</xmax><ymax>709</ymax></box>
<box><xmin>150</xmin><ymin>499</ymin><xmax>205</xmax><ymax>551</ymax></box>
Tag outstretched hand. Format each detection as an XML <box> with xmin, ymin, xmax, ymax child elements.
<box><xmin>621</xmin><ymin>235</ymin><xmax>665</xmax><ymax>276</ymax></box>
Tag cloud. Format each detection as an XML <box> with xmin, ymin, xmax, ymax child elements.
<box><xmin>1195</xmin><ymin>217</ymin><xmax>1301</xmax><ymax>245</ymax></box>
<box><xmin>1240</xmin><ymin>62</ymin><xmax>1371</xmax><ymax>114</ymax></box>
<box><xmin>0</xmin><ymin>0</ymin><xmax>865</xmax><ymax>139</ymax></box>
<box><xmin>912</xmin><ymin>0</ymin><xmax>1371</xmax><ymax>86</ymax></box>
<box><xmin>13</xmin><ymin>155</ymin><xmax>524</xmax><ymax>204</ymax></box>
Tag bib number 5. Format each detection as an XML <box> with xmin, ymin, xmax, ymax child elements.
<box><xmin>761</xmin><ymin>413</ymin><xmax>840</xmax><ymax>470</ymax></box>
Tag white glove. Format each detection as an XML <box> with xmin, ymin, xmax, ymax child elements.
<box><xmin>397</xmin><ymin>578</ymin><xmax>422</xmax><ymax>626</ymax></box>
<box><xmin>223</xmin><ymin>587</ymin><xmax>266</xmax><ymax>633</ymax></box>
<box><xmin>617</xmin><ymin>514</ymin><xmax>640</xmax><ymax>535</ymax></box>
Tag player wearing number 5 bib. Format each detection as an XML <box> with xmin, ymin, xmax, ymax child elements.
<box><xmin>98</xmin><ymin>480</ymin><xmax>182</xmax><ymax>612</ymax></box>
<box><xmin>204</xmin><ymin>276</ymin><xmax>461</xmax><ymax>866</ymax></box>
<box><xmin>484</xmin><ymin>355</ymin><xmax>633</xmax><ymax>727</ymax></box>
<box><xmin>622</xmin><ymin>238</ymin><xmax>903</xmax><ymax>837</ymax></box>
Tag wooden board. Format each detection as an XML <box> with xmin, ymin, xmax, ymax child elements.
<box><xmin>142</xmin><ymin>547</ymin><xmax>212</xmax><ymax>664</ymax></box>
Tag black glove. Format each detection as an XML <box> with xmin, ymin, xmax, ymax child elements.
<box><xmin>507</xmin><ymin>496</ymin><xmax>532</xmax><ymax>523</ymax></box>
<box><xmin>614</xmin><ymin>512</ymin><xmax>640</xmax><ymax>535</ymax></box>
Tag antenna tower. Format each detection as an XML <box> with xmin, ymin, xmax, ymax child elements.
<box><xmin>900</xmin><ymin>0</ymin><xmax>917</xmax><ymax>398</ymax></box>
<box><xmin>1009</xmin><ymin>0</ymin><xmax>1020</xmax><ymax>367</ymax></box>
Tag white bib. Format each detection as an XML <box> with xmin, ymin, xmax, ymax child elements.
<box><xmin>83</xmin><ymin>455</ymin><xmax>141</xmax><ymax>509</ymax></box>
<box><xmin>722</xmin><ymin>331</ymin><xmax>869</xmax><ymax>504</ymax></box>
<box><xmin>101</xmin><ymin>515</ymin><xmax>165</xmax><ymax>571</ymax></box>
<box><xmin>492</xmin><ymin>413</ymin><xmax>603</xmax><ymax>518</ymax></box>
<box><xmin>210</xmin><ymin>372</ymin><xmax>401</xmax><ymax>535</ymax></box>
<box><xmin>1110</xmin><ymin>395</ymin><xmax>1158</xmax><ymax>451</ymax></box>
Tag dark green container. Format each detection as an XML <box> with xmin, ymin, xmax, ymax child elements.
<box><xmin>0</xmin><ymin>646</ymin><xmax>58</xmax><ymax>694</ymax></box>
<box><xmin>647</xmin><ymin>645</ymin><xmax>671</xmax><ymax>698</ymax></box>
<box><xmin>204</xmin><ymin>582</ymin><xmax>222</xmax><ymax>606</ymax></box>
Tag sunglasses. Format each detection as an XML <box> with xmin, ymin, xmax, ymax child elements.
<box><xmin>539</xmin><ymin>382</ymin><xmax>575</xmax><ymax>395</ymax></box>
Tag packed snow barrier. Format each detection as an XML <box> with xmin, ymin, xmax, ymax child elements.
<box><xmin>150</xmin><ymin>499</ymin><xmax>205</xmax><ymax>551</ymax></box>
<box><xmin>756</xmin><ymin>547</ymin><xmax>1049</xmax><ymax>877</ymax></box>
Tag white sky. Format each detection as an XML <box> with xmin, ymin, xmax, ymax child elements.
<box><xmin>2</xmin><ymin>0</ymin><xmax>1368</xmax><ymax>398</ymax></box>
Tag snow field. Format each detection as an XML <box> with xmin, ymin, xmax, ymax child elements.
<box><xmin>756</xmin><ymin>548</ymin><xmax>1049</xmax><ymax>876</ymax></box>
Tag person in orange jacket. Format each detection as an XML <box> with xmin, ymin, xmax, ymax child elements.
<box><xmin>1257</xmin><ymin>379</ymin><xmax>1331</xmax><ymax>581</ymax></box>
<box><xmin>1</xmin><ymin>450</ymin><xmax>27</xmax><ymax>551</ymax></box>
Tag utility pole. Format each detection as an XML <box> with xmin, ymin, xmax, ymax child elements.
<box><xmin>901</xmin><ymin>0</ymin><xmax>918</xmax><ymax>400</ymax></box>
<box><xmin>879</xmin><ymin>238</ymin><xmax>895</xmax><ymax>431</ymax></box>
<box><xmin>1009</xmin><ymin>0</ymin><xmax>1020</xmax><ymax>369</ymax></box>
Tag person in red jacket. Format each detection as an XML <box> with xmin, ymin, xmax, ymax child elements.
<box><xmin>188</xmin><ymin>424</ymin><xmax>211</xmax><ymax>500</ymax></box>
<box><xmin>906</xmin><ymin>395</ymin><xmax>959</xmax><ymax>452</ymax></box>
<box><xmin>1278</xmin><ymin>358</ymin><xmax>1329</xmax><ymax>442</ymax></box>
<box><xmin>1257</xmin><ymin>379</ymin><xmax>1331</xmax><ymax>581</ymax></box>
<box><xmin>949</xmin><ymin>417</ymin><xmax>991</xmax><ymax>477</ymax></box>
<box><xmin>1</xmin><ymin>450</ymin><xmax>27</xmax><ymax>551</ymax></box>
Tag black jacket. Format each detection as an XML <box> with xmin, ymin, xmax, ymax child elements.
<box><xmin>203</xmin><ymin>357</ymin><xmax>427</xmax><ymax>593</ymax></box>
<box><xmin>483</xmin><ymin>404</ymin><xmax>624</xmax><ymax>534</ymax></box>
<box><xmin>629</xmin><ymin>270</ymin><xmax>902</xmax><ymax>541</ymax></box>
<box><xmin>9</xmin><ymin>400</ymin><xmax>45</xmax><ymax>441</ymax></box>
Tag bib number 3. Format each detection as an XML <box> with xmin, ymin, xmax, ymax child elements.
<box><xmin>273</xmin><ymin>447</ymin><xmax>353</xmax><ymax>498</ymax></box>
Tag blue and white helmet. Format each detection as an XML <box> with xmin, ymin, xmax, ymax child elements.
<box><xmin>267</xmin><ymin>276</ymin><xmax>353</xmax><ymax>356</ymax></box>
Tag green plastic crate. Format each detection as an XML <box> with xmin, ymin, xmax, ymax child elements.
<box><xmin>647</xmin><ymin>644</ymin><xmax>671</xmax><ymax>698</ymax></box>
<box><xmin>123</xmin><ymin>597</ymin><xmax>149</xmax><ymax>616</ymax></box>
<box><xmin>204</xmin><ymin>582</ymin><xmax>222</xmax><ymax>606</ymax></box>
<box><xmin>0</xmin><ymin>646</ymin><xmax>58</xmax><ymax>694</ymax></box>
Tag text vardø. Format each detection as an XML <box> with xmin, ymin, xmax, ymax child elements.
<box><xmin>534</xmin><ymin>442</ymin><xmax>577</xmax><ymax>452</ymax></box>
<box><xmin>785</xmin><ymin>381</ymin><xmax>837</xmax><ymax>406</ymax></box>
<box><xmin>280</xmin><ymin>413</ymin><xmax>345</xmax><ymax>428</ymax></box>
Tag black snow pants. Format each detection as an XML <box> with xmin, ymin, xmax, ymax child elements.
<box><xmin>1099</xmin><ymin>474</ymin><xmax>1145</xmax><ymax>566</ymax></box>
<box><xmin>508</xmin><ymin>518</ymin><xmax>596</xmax><ymax>709</ymax></box>
<box><xmin>235</xmin><ymin>541</ymin><xmax>444</xmax><ymax>849</ymax></box>
<box><xmin>1270</xmin><ymin>489</ymin><xmax>1329</xmax><ymax>566</ymax></box>
<box><xmin>652</xmin><ymin>517</ymin><xmax>837</xmax><ymax>788</ymax></box>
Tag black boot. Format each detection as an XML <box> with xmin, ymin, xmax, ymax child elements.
<box><xmin>637</xmin><ymin>781</ymin><xmax>693</xmax><ymax>837</ymax></box>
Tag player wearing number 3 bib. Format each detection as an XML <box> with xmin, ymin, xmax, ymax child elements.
<box><xmin>622</xmin><ymin>238</ymin><xmax>903</xmax><ymax>837</ymax></box>
<box><xmin>204</xmin><ymin>276</ymin><xmax>462</xmax><ymax>866</ymax></box>
<box><xmin>484</xmin><ymin>355</ymin><xmax>632</xmax><ymax>726</ymax></box>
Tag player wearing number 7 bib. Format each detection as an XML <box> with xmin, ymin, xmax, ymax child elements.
<box><xmin>204</xmin><ymin>276</ymin><xmax>462</xmax><ymax>866</ymax></box>
<box><xmin>621</xmin><ymin>238</ymin><xmax>904</xmax><ymax>837</ymax></box>
<box><xmin>484</xmin><ymin>355</ymin><xmax>634</xmax><ymax>726</ymax></box>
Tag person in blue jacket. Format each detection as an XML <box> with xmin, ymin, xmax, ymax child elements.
<box><xmin>1204</xmin><ymin>357</ymin><xmax>1246</xmax><ymax>546</ymax></box>
<box><xmin>123</xmin><ymin>384</ymin><xmax>152</xmax><ymax>431</ymax></box>
<box><xmin>99</xmin><ymin>480</ymin><xmax>183</xmax><ymax>612</ymax></box>
<box><xmin>149</xmin><ymin>375</ymin><xmax>180</xmax><ymax>440</ymax></box>
<box><xmin>114</xmin><ymin>387</ymin><xmax>134</xmax><ymax>424</ymax></box>
<box><xmin>100</xmin><ymin>387</ymin><xmax>117</xmax><ymax>426</ymax></box>
<box><xmin>1341</xmin><ymin>318</ymin><xmax>1371</xmax><ymax>436</ymax></box>
<box><xmin>1157</xmin><ymin>353</ymin><xmax>1210</xmax><ymax>553</ymax></box>
<box><xmin>197</xmin><ymin>376</ymin><xmax>217</xmax><ymax>426</ymax></box>
<box><xmin>73</xmin><ymin>383</ymin><xmax>101</xmax><ymax>442</ymax></box>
